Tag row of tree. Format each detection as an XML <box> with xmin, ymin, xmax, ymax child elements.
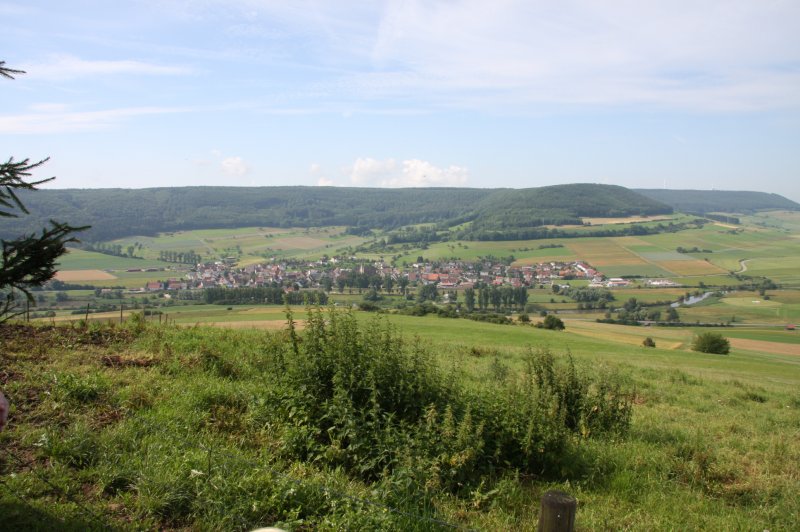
<box><xmin>463</xmin><ymin>285</ymin><xmax>529</xmax><ymax>312</ymax></box>
<box><xmin>159</xmin><ymin>249</ymin><xmax>202</xmax><ymax>264</ymax></box>
<box><xmin>203</xmin><ymin>287</ymin><xmax>328</xmax><ymax>305</ymax></box>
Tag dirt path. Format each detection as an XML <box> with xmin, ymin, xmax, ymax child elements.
<box><xmin>736</xmin><ymin>258</ymin><xmax>751</xmax><ymax>274</ymax></box>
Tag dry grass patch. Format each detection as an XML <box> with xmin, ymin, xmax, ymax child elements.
<box><xmin>564</xmin><ymin>319</ymin><xmax>692</xmax><ymax>349</ymax></box>
<box><xmin>271</xmin><ymin>236</ymin><xmax>329</xmax><ymax>249</ymax></box>
<box><xmin>568</xmin><ymin>240</ymin><xmax>647</xmax><ymax>266</ymax></box>
<box><xmin>55</xmin><ymin>269</ymin><xmax>117</xmax><ymax>281</ymax></box>
<box><xmin>206</xmin><ymin>319</ymin><xmax>305</xmax><ymax>330</ymax></box>
<box><xmin>657</xmin><ymin>260</ymin><xmax>726</xmax><ymax>276</ymax></box>
<box><xmin>582</xmin><ymin>215</ymin><xmax>673</xmax><ymax>225</ymax></box>
<box><xmin>513</xmin><ymin>254</ymin><xmax>578</xmax><ymax>265</ymax></box>
<box><xmin>729</xmin><ymin>338</ymin><xmax>800</xmax><ymax>356</ymax></box>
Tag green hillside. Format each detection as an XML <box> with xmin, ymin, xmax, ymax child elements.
<box><xmin>464</xmin><ymin>183</ymin><xmax>672</xmax><ymax>233</ymax></box>
<box><xmin>0</xmin><ymin>184</ymin><xmax>672</xmax><ymax>242</ymax></box>
<box><xmin>6</xmin><ymin>184</ymin><xmax>798</xmax><ymax>244</ymax></box>
<box><xmin>636</xmin><ymin>189</ymin><xmax>800</xmax><ymax>213</ymax></box>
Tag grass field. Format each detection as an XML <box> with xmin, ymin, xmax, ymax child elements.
<box><xmin>6</xmin><ymin>306</ymin><xmax>799</xmax><ymax>530</ymax></box>
<box><xmin>57</xmin><ymin>249</ymin><xmax>166</xmax><ymax>271</ymax></box>
<box><xmin>108</xmin><ymin>226</ymin><xmax>366</xmax><ymax>266</ymax></box>
<box><xmin>676</xmin><ymin>290</ymin><xmax>800</xmax><ymax>325</ymax></box>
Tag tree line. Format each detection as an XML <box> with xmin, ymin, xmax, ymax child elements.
<box><xmin>203</xmin><ymin>287</ymin><xmax>328</xmax><ymax>305</ymax></box>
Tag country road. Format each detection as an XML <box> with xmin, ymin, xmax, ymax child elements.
<box><xmin>736</xmin><ymin>258</ymin><xmax>751</xmax><ymax>274</ymax></box>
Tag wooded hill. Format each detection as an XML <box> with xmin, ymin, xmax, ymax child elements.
<box><xmin>0</xmin><ymin>183</ymin><xmax>672</xmax><ymax>242</ymax></box>
<box><xmin>1</xmin><ymin>183</ymin><xmax>792</xmax><ymax>242</ymax></box>
<box><xmin>636</xmin><ymin>189</ymin><xmax>800</xmax><ymax>214</ymax></box>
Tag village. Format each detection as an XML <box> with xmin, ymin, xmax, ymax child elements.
<box><xmin>134</xmin><ymin>257</ymin><xmax>682</xmax><ymax>293</ymax></box>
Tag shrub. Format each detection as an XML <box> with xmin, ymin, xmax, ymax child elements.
<box><xmin>542</xmin><ymin>315</ymin><xmax>565</xmax><ymax>330</ymax></box>
<box><xmin>692</xmin><ymin>332</ymin><xmax>730</xmax><ymax>354</ymax></box>
<box><xmin>277</xmin><ymin>307</ymin><xmax>631</xmax><ymax>495</ymax></box>
<box><xmin>642</xmin><ymin>337</ymin><xmax>656</xmax><ymax>348</ymax></box>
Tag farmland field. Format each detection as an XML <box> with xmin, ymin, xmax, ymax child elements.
<box><xmin>56</xmin><ymin>249</ymin><xmax>166</xmax><ymax>271</ymax></box>
<box><xmin>53</xmin><ymin>212</ymin><xmax>800</xmax><ymax>292</ymax></box>
<box><xmin>108</xmin><ymin>226</ymin><xmax>366</xmax><ymax>265</ymax></box>
<box><xmin>55</xmin><ymin>269</ymin><xmax>117</xmax><ymax>282</ymax></box>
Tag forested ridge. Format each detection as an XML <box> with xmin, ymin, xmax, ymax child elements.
<box><xmin>636</xmin><ymin>189</ymin><xmax>800</xmax><ymax>213</ymax></box>
<box><xmin>0</xmin><ymin>183</ymin><xmax>675</xmax><ymax>241</ymax></box>
<box><xmin>2</xmin><ymin>183</ymin><xmax>790</xmax><ymax>242</ymax></box>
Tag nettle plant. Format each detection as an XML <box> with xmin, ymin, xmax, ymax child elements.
<box><xmin>273</xmin><ymin>307</ymin><xmax>632</xmax><ymax>496</ymax></box>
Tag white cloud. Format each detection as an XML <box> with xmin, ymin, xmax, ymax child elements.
<box><xmin>220</xmin><ymin>156</ymin><xmax>249</xmax><ymax>177</ymax></box>
<box><xmin>0</xmin><ymin>106</ymin><xmax>187</xmax><ymax>134</ymax></box>
<box><xmin>309</xmin><ymin>163</ymin><xmax>335</xmax><ymax>185</ymax></box>
<box><xmin>349</xmin><ymin>157</ymin><xmax>397</xmax><ymax>185</ymax></box>
<box><xmin>24</xmin><ymin>54</ymin><xmax>191</xmax><ymax>81</ymax></box>
<box><xmin>200</xmin><ymin>0</ymin><xmax>800</xmax><ymax>111</ymax></box>
<box><xmin>348</xmin><ymin>157</ymin><xmax>468</xmax><ymax>187</ymax></box>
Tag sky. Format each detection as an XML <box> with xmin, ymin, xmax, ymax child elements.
<box><xmin>1</xmin><ymin>1</ymin><xmax>799</xmax><ymax>201</ymax></box>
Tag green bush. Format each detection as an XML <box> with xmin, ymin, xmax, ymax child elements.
<box><xmin>276</xmin><ymin>307</ymin><xmax>631</xmax><ymax>495</ymax></box>
<box><xmin>691</xmin><ymin>332</ymin><xmax>730</xmax><ymax>354</ymax></box>
<box><xmin>542</xmin><ymin>315</ymin><xmax>565</xmax><ymax>330</ymax></box>
<box><xmin>642</xmin><ymin>337</ymin><xmax>656</xmax><ymax>348</ymax></box>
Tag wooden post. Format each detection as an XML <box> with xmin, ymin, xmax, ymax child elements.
<box><xmin>537</xmin><ymin>490</ymin><xmax>576</xmax><ymax>532</ymax></box>
<box><xmin>85</xmin><ymin>303</ymin><xmax>90</xmax><ymax>323</ymax></box>
<box><xmin>120</xmin><ymin>303</ymin><xmax>124</xmax><ymax>323</ymax></box>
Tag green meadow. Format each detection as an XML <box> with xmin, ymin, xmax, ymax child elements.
<box><xmin>108</xmin><ymin>226</ymin><xmax>366</xmax><ymax>266</ymax></box>
<box><xmin>56</xmin><ymin>249</ymin><xmax>167</xmax><ymax>271</ymax></box>
<box><xmin>3</xmin><ymin>307</ymin><xmax>798</xmax><ymax>530</ymax></box>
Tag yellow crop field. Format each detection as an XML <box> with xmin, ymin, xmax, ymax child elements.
<box><xmin>564</xmin><ymin>319</ymin><xmax>690</xmax><ymax>349</ymax></box>
<box><xmin>272</xmin><ymin>236</ymin><xmax>336</xmax><ymax>249</ymax></box>
<box><xmin>55</xmin><ymin>269</ymin><xmax>117</xmax><ymax>281</ymax></box>
<box><xmin>581</xmin><ymin>215</ymin><xmax>674</xmax><ymax>225</ymax></box>
<box><xmin>656</xmin><ymin>259</ymin><xmax>726</xmax><ymax>276</ymax></box>
<box><xmin>207</xmin><ymin>320</ymin><xmax>305</xmax><ymax>330</ymax></box>
<box><xmin>568</xmin><ymin>240</ymin><xmax>647</xmax><ymax>266</ymax></box>
<box><xmin>728</xmin><ymin>338</ymin><xmax>799</xmax><ymax>356</ymax></box>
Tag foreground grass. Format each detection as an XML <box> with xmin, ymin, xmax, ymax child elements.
<box><xmin>1</xmin><ymin>314</ymin><xmax>799</xmax><ymax>530</ymax></box>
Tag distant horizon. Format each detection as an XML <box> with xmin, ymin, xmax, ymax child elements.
<box><xmin>3</xmin><ymin>2</ymin><xmax>799</xmax><ymax>202</ymax></box>
<box><xmin>35</xmin><ymin>181</ymin><xmax>800</xmax><ymax>203</ymax></box>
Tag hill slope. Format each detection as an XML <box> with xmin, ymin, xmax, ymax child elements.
<box><xmin>471</xmin><ymin>184</ymin><xmax>672</xmax><ymax>230</ymax></box>
<box><xmin>636</xmin><ymin>189</ymin><xmax>800</xmax><ymax>213</ymax></box>
<box><xmin>1</xmin><ymin>184</ymin><xmax>764</xmax><ymax>242</ymax></box>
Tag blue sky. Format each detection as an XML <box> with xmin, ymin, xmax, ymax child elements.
<box><xmin>2</xmin><ymin>1</ymin><xmax>799</xmax><ymax>201</ymax></box>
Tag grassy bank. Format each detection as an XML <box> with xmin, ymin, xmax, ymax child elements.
<box><xmin>1</xmin><ymin>310</ymin><xmax>798</xmax><ymax>530</ymax></box>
